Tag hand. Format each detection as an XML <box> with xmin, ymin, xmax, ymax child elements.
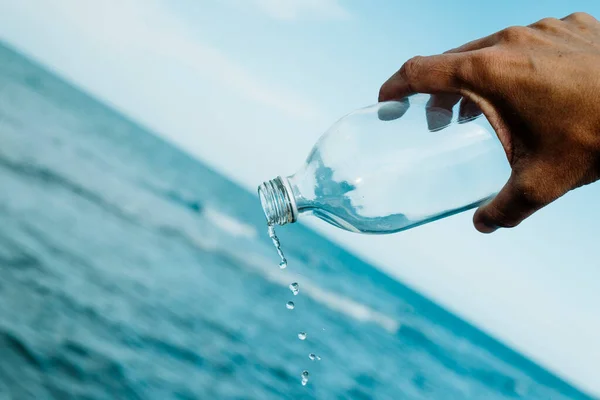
<box><xmin>379</xmin><ymin>12</ymin><xmax>600</xmax><ymax>233</ymax></box>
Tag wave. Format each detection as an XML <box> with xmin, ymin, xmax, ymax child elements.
<box><xmin>399</xmin><ymin>324</ymin><xmax>523</xmax><ymax>396</ymax></box>
<box><xmin>202</xmin><ymin>207</ymin><xmax>257</xmax><ymax>239</ymax></box>
<box><xmin>0</xmin><ymin>324</ymin><xmax>142</xmax><ymax>399</ymax></box>
<box><xmin>138</xmin><ymin>180</ymin><xmax>258</xmax><ymax>240</ymax></box>
<box><xmin>0</xmin><ymin>154</ymin><xmax>140</xmax><ymax>225</ymax></box>
<box><xmin>160</xmin><ymin>188</ymin><xmax>203</xmax><ymax>213</ymax></box>
<box><xmin>0</xmin><ymin>326</ymin><xmax>43</xmax><ymax>369</ymax></box>
<box><xmin>0</xmin><ymin>155</ymin><xmax>258</xmax><ymax>246</ymax></box>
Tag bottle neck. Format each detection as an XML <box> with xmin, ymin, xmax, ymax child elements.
<box><xmin>258</xmin><ymin>176</ymin><xmax>298</xmax><ymax>226</ymax></box>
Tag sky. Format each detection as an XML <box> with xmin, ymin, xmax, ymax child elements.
<box><xmin>0</xmin><ymin>0</ymin><xmax>599</xmax><ymax>395</ymax></box>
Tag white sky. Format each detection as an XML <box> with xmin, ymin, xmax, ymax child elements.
<box><xmin>0</xmin><ymin>0</ymin><xmax>599</xmax><ymax>396</ymax></box>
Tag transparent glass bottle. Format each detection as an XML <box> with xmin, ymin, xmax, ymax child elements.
<box><xmin>258</xmin><ymin>94</ymin><xmax>511</xmax><ymax>234</ymax></box>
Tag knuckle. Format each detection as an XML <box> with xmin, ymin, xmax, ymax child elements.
<box><xmin>401</xmin><ymin>56</ymin><xmax>424</xmax><ymax>82</ymax></box>
<box><xmin>513</xmin><ymin>174</ymin><xmax>549</xmax><ymax>208</ymax></box>
<box><xmin>532</xmin><ymin>17</ymin><xmax>563</xmax><ymax>31</ymax></box>
<box><xmin>497</xmin><ymin>26</ymin><xmax>533</xmax><ymax>43</ymax></box>
<box><xmin>514</xmin><ymin>182</ymin><xmax>540</xmax><ymax>205</ymax></box>
<box><xmin>563</xmin><ymin>12</ymin><xmax>597</xmax><ymax>24</ymax></box>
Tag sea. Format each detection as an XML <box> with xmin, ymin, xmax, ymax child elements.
<box><xmin>0</xmin><ymin>41</ymin><xmax>595</xmax><ymax>400</ymax></box>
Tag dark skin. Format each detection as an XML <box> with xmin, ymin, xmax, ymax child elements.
<box><xmin>379</xmin><ymin>12</ymin><xmax>600</xmax><ymax>233</ymax></box>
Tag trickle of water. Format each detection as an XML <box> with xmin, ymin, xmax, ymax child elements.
<box><xmin>301</xmin><ymin>370</ymin><xmax>309</xmax><ymax>386</ymax></box>
<box><xmin>267</xmin><ymin>225</ymin><xmax>287</xmax><ymax>266</ymax></box>
<box><xmin>265</xmin><ymin>223</ymin><xmax>313</xmax><ymax>387</ymax></box>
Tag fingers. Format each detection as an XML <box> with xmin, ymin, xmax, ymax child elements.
<box><xmin>378</xmin><ymin>53</ymin><xmax>470</xmax><ymax>102</ymax></box>
<box><xmin>378</xmin><ymin>52</ymin><xmax>484</xmax><ymax>134</ymax></box>
<box><xmin>425</xmin><ymin>94</ymin><xmax>461</xmax><ymax>131</ymax></box>
<box><xmin>458</xmin><ymin>97</ymin><xmax>482</xmax><ymax>123</ymax></box>
<box><xmin>473</xmin><ymin>175</ymin><xmax>537</xmax><ymax>233</ymax></box>
<box><xmin>380</xmin><ymin>16</ymin><xmax>593</xmax><ymax>104</ymax></box>
<box><xmin>421</xmin><ymin>34</ymin><xmax>494</xmax><ymax>131</ymax></box>
<box><xmin>377</xmin><ymin>98</ymin><xmax>410</xmax><ymax>121</ymax></box>
<box><xmin>473</xmin><ymin>167</ymin><xmax>568</xmax><ymax>233</ymax></box>
<box><xmin>422</xmin><ymin>36</ymin><xmax>493</xmax><ymax>131</ymax></box>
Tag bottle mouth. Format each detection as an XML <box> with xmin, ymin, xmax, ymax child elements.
<box><xmin>258</xmin><ymin>176</ymin><xmax>297</xmax><ymax>226</ymax></box>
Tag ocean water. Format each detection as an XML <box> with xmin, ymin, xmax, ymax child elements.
<box><xmin>0</xmin><ymin>42</ymin><xmax>594</xmax><ymax>400</ymax></box>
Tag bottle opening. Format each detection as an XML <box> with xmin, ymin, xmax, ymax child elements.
<box><xmin>258</xmin><ymin>176</ymin><xmax>297</xmax><ymax>226</ymax></box>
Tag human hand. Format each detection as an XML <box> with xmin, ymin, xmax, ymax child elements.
<box><xmin>379</xmin><ymin>12</ymin><xmax>600</xmax><ymax>233</ymax></box>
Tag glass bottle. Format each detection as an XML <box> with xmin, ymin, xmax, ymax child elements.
<box><xmin>258</xmin><ymin>94</ymin><xmax>510</xmax><ymax>234</ymax></box>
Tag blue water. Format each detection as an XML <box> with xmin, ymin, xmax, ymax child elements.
<box><xmin>0</xmin><ymin>42</ymin><xmax>594</xmax><ymax>400</ymax></box>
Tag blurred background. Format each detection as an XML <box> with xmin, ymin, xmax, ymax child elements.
<box><xmin>0</xmin><ymin>1</ymin><xmax>599</xmax><ymax>399</ymax></box>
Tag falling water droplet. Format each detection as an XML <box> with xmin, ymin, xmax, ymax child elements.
<box><xmin>267</xmin><ymin>225</ymin><xmax>287</xmax><ymax>267</ymax></box>
<box><xmin>286</xmin><ymin>301</ymin><xmax>295</xmax><ymax>310</ymax></box>
<box><xmin>298</xmin><ymin>332</ymin><xmax>307</xmax><ymax>340</ymax></box>
<box><xmin>289</xmin><ymin>282</ymin><xmax>299</xmax><ymax>296</ymax></box>
<box><xmin>301</xmin><ymin>370</ymin><xmax>309</xmax><ymax>386</ymax></box>
<box><xmin>308</xmin><ymin>353</ymin><xmax>321</xmax><ymax>361</ymax></box>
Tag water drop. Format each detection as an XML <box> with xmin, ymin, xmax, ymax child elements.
<box><xmin>301</xmin><ymin>370</ymin><xmax>309</xmax><ymax>386</ymax></box>
<box><xmin>308</xmin><ymin>353</ymin><xmax>321</xmax><ymax>361</ymax></box>
<box><xmin>298</xmin><ymin>332</ymin><xmax>307</xmax><ymax>340</ymax></box>
<box><xmin>286</xmin><ymin>301</ymin><xmax>295</xmax><ymax>310</ymax></box>
<box><xmin>279</xmin><ymin>260</ymin><xmax>287</xmax><ymax>269</ymax></box>
<box><xmin>289</xmin><ymin>282</ymin><xmax>299</xmax><ymax>296</ymax></box>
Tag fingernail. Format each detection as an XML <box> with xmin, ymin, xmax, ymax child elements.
<box><xmin>474</xmin><ymin>220</ymin><xmax>498</xmax><ymax>234</ymax></box>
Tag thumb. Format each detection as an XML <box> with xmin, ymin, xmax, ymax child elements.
<box><xmin>473</xmin><ymin>172</ymin><xmax>554</xmax><ymax>234</ymax></box>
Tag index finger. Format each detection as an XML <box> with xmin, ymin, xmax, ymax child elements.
<box><xmin>378</xmin><ymin>53</ymin><xmax>472</xmax><ymax>102</ymax></box>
